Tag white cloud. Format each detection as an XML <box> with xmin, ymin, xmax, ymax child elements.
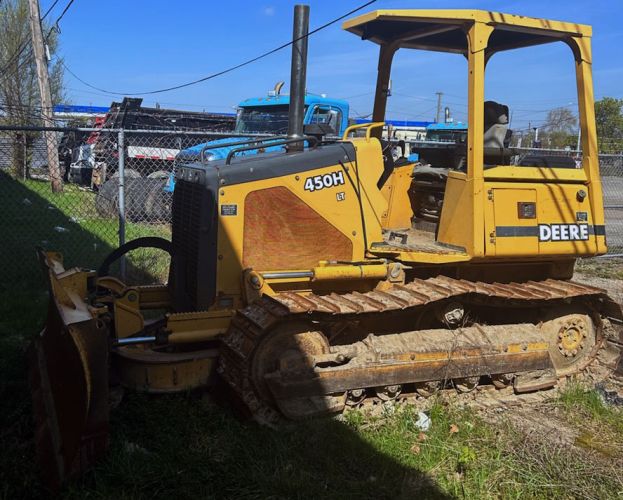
<box><xmin>263</xmin><ymin>6</ymin><xmax>275</xmax><ymax>16</ymax></box>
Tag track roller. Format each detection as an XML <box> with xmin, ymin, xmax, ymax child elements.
<box><xmin>452</xmin><ymin>376</ymin><xmax>479</xmax><ymax>393</ymax></box>
<box><xmin>346</xmin><ymin>388</ymin><xmax>367</xmax><ymax>406</ymax></box>
<box><xmin>415</xmin><ymin>381</ymin><xmax>441</xmax><ymax>398</ymax></box>
<box><xmin>375</xmin><ymin>384</ymin><xmax>402</xmax><ymax>401</ymax></box>
<box><xmin>491</xmin><ymin>373</ymin><xmax>515</xmax><ymax>389</ymax></box>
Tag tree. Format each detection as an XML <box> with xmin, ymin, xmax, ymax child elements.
<box><xmin>594</xmin><ymin>97</ymin><xmax>623</xmax><ymax>153</ymax></box>
<box><xmin>0</xmin><ymin>0</ymin><xmax>64</xmax><ymax>177</ymax></box>
<box><xmin>543</xmin><ymin>106</ymin><xmax>577</xmax><ymax>149</ymax></box>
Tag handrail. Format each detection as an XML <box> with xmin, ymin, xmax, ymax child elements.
<box><xmin>341</xmin><ymin>122</ymin><xmax>385</xmax><ymax>141</ymax></box>
<box><xmin>225</xmin><ymin>136</ymin><xmax>318</xmax><ymax>165</ymax></box>
<box><xmin>199</xmin><ymin>135</ymin><xmax>289</xmax><ymax>162</ymax></box>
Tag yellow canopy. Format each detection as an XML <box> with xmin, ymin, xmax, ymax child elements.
<box><xmin>343</xmin><ymin>9</ymin><xmax>591</xmax><ymax>54</ymax></box>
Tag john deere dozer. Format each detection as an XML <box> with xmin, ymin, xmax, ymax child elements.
<box><xmin>32</xmin><ymin>7</ymin><xmax>623</xmax><ymax>488</ymax></box>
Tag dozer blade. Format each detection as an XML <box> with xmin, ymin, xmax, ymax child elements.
<box><xmin>30</xmin><ymin>251</ymin><xmax>109</xmax><ymax>490</ymax></box>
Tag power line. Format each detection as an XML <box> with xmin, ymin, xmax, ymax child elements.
<box><xmin>42</xmin><ymin>0</ymin><xmax>61</xmax><ymax>20</ymax></box>
<box><xmin>0</xmin><ymin>0</ymin><xmax>60</xmax><ymax>76</ymax></box>
<box><xmin>63</xmin><ymin>0</ymin><xmax>377</xmax><ymax>96</ymax></box>
<box><xmin>0</xmin><ymin>0</ymin><xmax>75</xmax><ymax>80</ymax></box>
<box><xmin>51</xmin><ymin>0</ymin><xmax>74</xmax><ymax>30</ymax></box>
<box><xmin>0</xmin><ymin>40</ymin><xmax>32</xmax><ymax>74</ymax></box>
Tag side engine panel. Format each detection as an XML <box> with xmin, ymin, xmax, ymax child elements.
<box><xmin>173</xmin><ymin>140</ymin><xmax>387</xmax><ymax>310</ymax></box>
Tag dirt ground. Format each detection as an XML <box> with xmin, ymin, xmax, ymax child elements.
<box><xmin>574</xmin><ymin>272</ymin><xmax>623</xmax><ymax>304</ymax></box>
<box><xmin>465</xmin><ymin>259</ymin><xmax>623</xmax><ymax>498</ymax></box>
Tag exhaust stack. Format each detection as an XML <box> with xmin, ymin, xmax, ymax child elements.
<box><xmin>287</xmin><ymin>4</ymin><xmax>309</xmax><ymax>152</ymax></box>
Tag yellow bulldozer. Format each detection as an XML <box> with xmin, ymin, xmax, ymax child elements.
<box><xmin>31</xmin><ymin>7</ymin><xmax>623</xmax><ymax>488</ymax></box>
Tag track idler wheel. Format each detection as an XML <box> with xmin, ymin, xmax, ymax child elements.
<box><xmin>250</xmin><ymin>324</ymin><xmax>344</xmax><ymax>420</ymax></box>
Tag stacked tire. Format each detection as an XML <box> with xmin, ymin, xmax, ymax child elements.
<box><xmin>94</xmin><ymin>178</ymin><xmax>120</xmax><ymax>218</ymax></box>
<box><xmin>95</xmin><ymin>178</ymin><xmax>172</xmax><ymax>223</ymax></box>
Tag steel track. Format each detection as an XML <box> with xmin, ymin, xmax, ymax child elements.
<box><xmin>218</xmin><ymin>276</ymin><xmax>622</xmax><ymax>423</ymax></box>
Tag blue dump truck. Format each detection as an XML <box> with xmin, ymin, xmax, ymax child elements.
<box><xmin>407</xmin><ymin>121</ymin><xmax>468</xmax><ymax>161</ymax></box>
<box><xmin>96</xmin><ymin>93</ymin><xmax>349</xmax><ymax>221</ymax></box>
<box><xmin>423</xmin><ymin>121</ymin><xmax>468</xmax><ymax>143</ymax></box>
<box><xmin>165</xmin><ymin>91</ymin><xmax>349</xmax><ymax>191</ymax></box>
<box><xmin>166</xmin><ymin>93</ymin><xmax>350</xmax><ymax>192</ymax></box>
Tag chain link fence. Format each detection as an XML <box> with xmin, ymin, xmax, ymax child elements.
<box><xmin>1</xmin><ymin>126</ymin><xmax>621</xmax><ymax>289</ymax></box>
<box><xmin>0</xmin><ymin>125</ymin><xmax>266</xmax><ymax>285</ymax></box>
<box><xmin>1</xmin><ymin>126</ymin><xmax>124</xmax><ymax>284</ymax></box>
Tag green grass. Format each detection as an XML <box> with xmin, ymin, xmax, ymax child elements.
<box><xmin>2</xmin><ymin>173</ymin><xmax>623</xmax><ymax>498</ymax></box>
<box><xmin>1</xmin><ymin>174</ymin><xmax>170</xmax><ymax>284</ymax></box>
<box><xmin>342</xmin><ymin>395</ymin><xmax>623</xmax><ymax>499</ymax></box>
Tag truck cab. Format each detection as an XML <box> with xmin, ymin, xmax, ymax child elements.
<box><xmin>424</xmin><ymin>122</ymin><xmax>467</xmax><ymax>143</ymax></box>
<box><xmin>175</xmin><ymin>94</ymin><xmax>349</xmax><ymax>162</ymax></box>
<box><xmin>236</xmin><ymin>94</ymin><xmax>349</xmax><ymax>136</ymax></box>
<box><xmin>406</xmin><ymin>121</ymin><xmax>467</xmax><ymax>161</ymax></box>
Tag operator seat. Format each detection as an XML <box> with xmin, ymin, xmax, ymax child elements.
<box><xmin>483</xmin><ymin>101</ymin><xmax>509</xmax><ymax>149</ymax></box>
<box><xmin>409</xmin><ymin>101</ymin><xmax>513</xmax><ymax>231</ymax></box>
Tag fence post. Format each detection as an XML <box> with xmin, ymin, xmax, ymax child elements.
<box><xmin>118</xmin><ymin>129</ymin><xmax>126</xmax><ymax>279</ymax></box>
<box><xmin>22</xmin><ymin>133</ymin><xmax>27</xmax><ymax>181</ymax></box>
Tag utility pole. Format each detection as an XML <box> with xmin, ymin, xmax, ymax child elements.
<box><xmin>28</xmin><ymin>0</ymin><xmax>62</xmax><ymax>192</ymax></box>
<box><xmin>576</xmin><ymin>127</ymin><xmax>582</xmax><ymax>152</ymax></box>
<box><xmin>534</xmin><ymin>127</ymin><xmax>539</xmax><ymax>145</ymax></box>
<box><xmin>435</xmin><ymin>91</ymin><xmax>443</xmax><ymax>123</ymax></box>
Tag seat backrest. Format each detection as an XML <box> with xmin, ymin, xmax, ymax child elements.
<box><xmin>483</xmin><ymin>101</ymin><xmax>509</xmax><ymax>149</ymax></box>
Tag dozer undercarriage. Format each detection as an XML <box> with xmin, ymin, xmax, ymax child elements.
<box><xmin>220</xmin><ymin>276</ymin><xmax>621</xmax><ymax>422</ymax></box>
<box><xmin>32</xmin><ymin>251</ymin><xmax>623</xmax><ymax>485</ymax></box>
<box><xmin>29</xmin><ymin>5</ymin><xmax>623</xmax><ymax>490</ymax></box>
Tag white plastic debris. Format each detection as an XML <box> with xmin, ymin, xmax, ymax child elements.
<box><xmin>414</xmin><ymin>411</ymin><xmax>431</xmax><ymax>431</ymax></box>
<box><xmin>22</xmin><ymin>198</ymin><xmax>32</xmax><ymax>205</ymax></box>
<box><xmin>53</xmin><ymin>226</ymin><xmax>69</xmax><ymax>233</ymax></box>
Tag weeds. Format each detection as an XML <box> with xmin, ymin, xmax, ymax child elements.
<box><xmin>576</xmin><ymin>257</ymin><xmax>623</xmax><ymax>280</ymax></box>
<box><xmin>1</xmin><ymin>176</ymin><xmax>623</xmax><ymax>498</ymax></box>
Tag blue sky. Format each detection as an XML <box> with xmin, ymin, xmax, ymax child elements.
<box><xmin>49</xmin><ymin>0</ymin><xmax>623</xmax><ymax>130</ymax></box>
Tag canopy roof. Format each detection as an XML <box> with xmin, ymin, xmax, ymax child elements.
<box><xmin>343</xmin><ymin>10</ymin><xmax>591</xmax><ymax>54</ymax></box>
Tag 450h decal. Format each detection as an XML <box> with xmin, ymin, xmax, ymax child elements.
<box><xmin>304</xmin><ymin>171</ymin><xmax>345</xmax><ymax>192</ymax></box>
